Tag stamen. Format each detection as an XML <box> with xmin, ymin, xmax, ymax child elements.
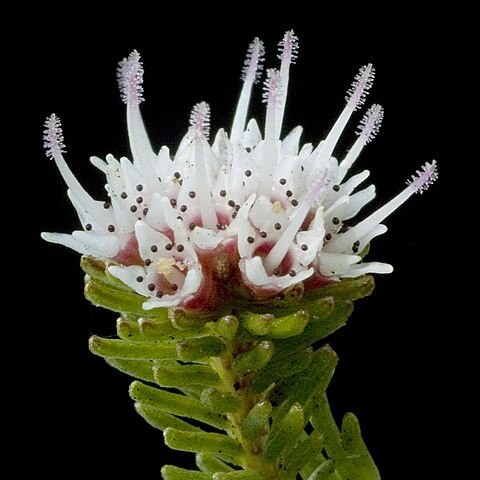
<box><xmin>190</xmin><ymin>101</ymin><xmax>211</xmax><ymax>139</ymax></box>
<box><xmin>276</xmin><ymin>30</ymin><xmax>299</xmax><ymax>138</ymax></box>
<box><xmin>241</xmin><ymin>37</ymin><xmax>265</xmax><ymax>84</ymax></box>
<box><xmin>43</xmin><ymin>114</ymin><xmax>109</xmax><ymax>224</ymax></box>
<box><xmin>328</xmin><ymin>161</ymin><xmax>438</xmax><ymax>251</ymax></box>
<box><xmin>260</xmin><ymin>69</ymin><xmax>282</xmax><ymax>196</ymax></box>
<box><xmin>345</xmin><ymin>64</ymin><xmax>375</xmax><ymax>111</ymax></box>
<box><xmin>231</xmin><ymin>38</ymin><xmax>265</xmax><ymax>142</ymax></box>
<box><xmin>117</xmin><ymin>50</ymin><xmax>144</xmax><ymax>105</ymax></box>
<box><xmin>43</xmin><ymin>114</ymin><xmax>66</xmax><ymax>159</ymax></box>
<box><xmin>191</xmin><ymin>104</ymin><xmax>218</xmax><ymax>229</ymax></box>
<box><xmin>338</xmin><ymin>104</ymin><xmax>384</xmax><ymax>182</ymax></box>
<box><xmin>406</xmin><ymin>160</ymin><xmax>439</xmax><ymax>194</ymax></box>
<box><xmin>314</xmin><ymin>64</ymin><xmax>376</xmax><ymax>168</ymax></box>
<box><xmin>118</xmin><ymin>50</ymin><xmax>158</xmax><ymax>189</ymax></box>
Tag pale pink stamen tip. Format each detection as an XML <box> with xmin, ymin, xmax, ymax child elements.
<box><xmin>43</xmin><ymin>113</ymin><xmax>66</xmax><ymax>159</ymax></box>
<box><xmin>189</xmin><ymin>101</ymin><xmax>211</xmax><ymax>139</ymax></box>
<box><xmin>345</xmin><ymin>64</ymin><xmax>375</xmax><ymax>110</ymax></box>
<box><xmin>277</xmin><ymin>29</ymin><xmax>299</xmax><ymax>64</ymax></box>
<box><xmin>262</xmin><ymin>69</ymin><xmax>282</xmax><ymax>106</ymax></box>
<box><xmin>356</xmin><ymin>104</ymin><xmax>384</xmax><ymax>143</ymax></box>
<box><xmin>241</xmin><ymin>37</ymin><xmax>265</xmax><ymax>84</ymax></box>
<box><xmin>117</xmin><ymin>49</ymin><xmax>144</xmax><ymax>105</ymax></box>
<box><xmin>407</xmin><ymin>160</ymin><xmax>439</xmax><ymax>194</ymax></box>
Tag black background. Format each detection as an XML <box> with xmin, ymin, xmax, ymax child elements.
<box><xmin>8</xmin><ymin>6</ymin><xmax>461</xmax><ymax>479</ymax></box>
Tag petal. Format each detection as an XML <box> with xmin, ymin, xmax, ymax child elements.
<box><xmin>242</xmin><ymin>118</ymin><xmax>262</xmax><ymax>149</ymax></box>
<box><xmin>72</xmin><ymin>231</ymin><xmax>120</xmax><ymax>257</ymax></box>
<box><xmin>241</xmin><ymin>256</ymin><xmax>313</xmax><ymax>289</ymax></box>
<box><xmin>108</xmin><ymin>264</ymin><xmax>150</xmax><ymax>296</ymax></box>
<box><xmin>190</xmin><ymin>227</ymin><xmax>222</xmax><ymax>250</ymax></box>
<box><xmin>318</xmin><ymin>252</ymin><xmax>362</xmax><ymax>276</ymax></box>
<box><xmin>340</xmin><ymin>261</ymin><xmax>393</xmax><ymax>277</ymax></box>
<box><xmin>135</xmin><ymin>220</ymin><xmax>172</xmax><ymax>260</ymax></box>
<box><xmin>41</xmin><ymin>232</ymin><xmax>104</xmax><ymax>257</ymax></box>
<box><xmin>343</xmin><ymin>185</ymin><xmax>376</xmax><ymax>220</ymax></box>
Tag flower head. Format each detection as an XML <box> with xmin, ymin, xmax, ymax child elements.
<box><xmin>42</xmin><ymin>33</ymin><xmax>437</xmax><ymax>311</ymax></box>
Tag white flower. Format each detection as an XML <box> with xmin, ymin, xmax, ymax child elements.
<box><xmin>42</xmin><ymin>31</ymin><xmax>438</xmax><ymax>311</ymax></box>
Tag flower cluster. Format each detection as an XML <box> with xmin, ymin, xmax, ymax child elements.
<box><xmin>42</xmin><ymin>31</ymin><xmax>437</xmax><ymax>311</ymax></box>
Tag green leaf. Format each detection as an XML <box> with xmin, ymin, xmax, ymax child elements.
<box><xmin>265</xmin><ymin>310</ymin><xmax>310</xmax><ymax>339</ymax></box>
<box><xmin>161</xmin><ymin>465</ymin><xmax>212</xmax><ymax>480</ymax></box>
<box><xmin>169</xmin><ymin>308</ymin><xmax>213</xmax><ymax>330</ymax></box>
<box><xmin>284</xmin><ymin>431</ymin><xmax>324</xmax><ymax>479</ymax></box>
<box><xmin>251</xmin><ymin>347</ymin><xmax>314</xmax><ymax>393</ymax></box>
<box><xmin>271</xmin><ymin>345</ymin><xmax>338</xmax><ymax>429</ymax></box>
<box><xmin>89</xmin><ymin>335</ymin><xmax>177</xmax><ymax>360</ymax></box>
<box><xmin>164</xmin><ymin>428</ymin><xmax>242</xmax><ymax>458</ymax></box>
<box><xmin>129</xmin><ymin>381</ymin><xmax>230</xmax><ymax>430</ymax></box>
<box><xmin>105</xmin><ymin>358</ymin><xmax>155</xmax><ymax>382</ymax></box>
<box><xmin>200</xmin><ymin>388</ymin><xmax>241</xmax><ymax>413</ymax></box>
<box><xmin>232</xmin><ymin>341</ymin><xmax>274</xmax><ymax>376</ymax></box>
<box><xmin>85</xmin><ymin>277</ymin><xmax>166</xmax><ymax>318</ymax></box>
<box><xmin>195</xmin><ymin>453</ymin><xmax>233</xmax><ymax>473</ymax></box>
<box><xmin>341</xmin><ymin>413</ymin><xmax>380</xmax><ymax>479</ymax></box>
<box><xmin>134</xmin><ymin>402</ymin><xmax>200</xmax><ymax>432</ymax></box>
<box><xmin>213</xmin><ymin>472</ymin><xmax>263</xmax><ymax>480</ymax></box>
<box><xmin>215</xmin><ymin>315</ymin><xmax>239</xmax><ymax>341</ymax></box>
<box><xmin>154</xmin><ymin>362</ymin><xmax>220</xmax><ymax>388</ymax></box>
<box><xmin>265</xmin><ymin>402</ymin><xmax>305</xmax><ymax>460</ymax></box>
<box><xmin>81</xmin><ymin>256</ymin><xmax>130</xmax><ymax>291</ymax></box>
<box><xmin>306</xmin><ymin>459</ymin><xmax>340</xmax><ymax>480</ymax></box>
<box><xmin>177</xmin><ymin>336</ymin><xmax>226</xmax><ymax>362</ymax></box>
<box><xmin>116</xmin><ymin>317</ymin><xmax>140</xmax><ymax>339</ymax></box>
<box><xmin>241</xmin><ymin>401</ymin><xmax>272</xmax><ymax>446</ymax></box>
<box><xmin>310</xmin><ymin>394</ymin><xmax>356</xmax><ymax>479</ymax></box>
<box><xmin>306</xmin><ymin>275</ymin><xmax>375</xmax><ymax>303</ymax></box>
<box><xmin>274</xmin><ymin>300</ymin><xmax>353</xmax><ymax>357</ymax></box>
<box><xmin>240</xmin><ymin>312</ymin><xmax>274</xmax><ymax>336</ymax></box>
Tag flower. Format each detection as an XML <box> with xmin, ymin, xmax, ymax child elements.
<box><xmin>42</xmin><ymin>31</ymin><xmax>438</xmax><ymax>311</ymax></box>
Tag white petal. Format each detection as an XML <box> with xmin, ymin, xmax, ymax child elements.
<box><xmin>357</xmin><ymin>224</ymin><xmax>388</xmax><ymax>252</ymax></box>
<box><xmin>108</xmin><ymin>264</ymin><xmax>150</xmax><ymax>296</ymax></box>
<box><xmin>181</xmin><ymin>266</ymin><xmax>203</xmax><ymax>296</ymax></box>
<box><xmin>242</xmin><ymin>118</ymin><xmax>262</xmax><ymax>149</ymax></box>
<box><xmin>72</xmin><ymin>231</ymin><xmax>120</xmax><ymax>257</ymax></box>
<box><xmin>281</xmin><ymin>126</ymin><xmax>303</xmax><ymax>155</ymax></box>
<box><xmin>296</xmin><ymin>210</ymin><xmax>325</xmax><ymax>266</ymax></box>
<box><xmin>249</xmin><ymin>196</ymin><xmax>273</xmax><ymax>229</ymax></box>
<box><xmin>41</xmin><ymin>232</ymin><xmax>104</xmax><ymax>257</ymax></box>
<box><xmin>190</xmin><ymin>227</ymin><xmax>222</xmax><ymax>250</ymax></box>
<box><xmin>318</xmin><ymin>252</ymin><xmax>362</xmax><ymax>276</ymax></box>
<box><xmin>339</xmin><ymin>170</ymin><xmax>370</xmax><ymax>196</ymax></box>
<box><xmin>340</xmin><ymin>261</ymin><xmax>393</xmax><ymax>277</ymax></box>
<box><xmin>242</xmin><ymin>257</ymin><xmax>313</xmax><ymax>289</ymax></box>
<box><xmin>67</xmin><ymin>189</ymin><xmax>112</xmax><ymax>231</ymax></box>
<box><xmin>142</xmin><ymin>266</ymin><xmax>202</xmax><ymax>309</ymax></box>
<box><xmin>343</xmin><ymin>185</ymin><xmax>376</xmax><ymax>220</ymax></box>
<box><xmin>144</xmin><ymin>193</ymin><xmax>169</xmax><ymax>231</ymax></box>
<box><xmin>135</xmin><ymin>220</ymin><xmax>172</xmax><ymax>260</ymax></box>
<box><xmin>89</xmin><ymin>156</ymin><xmax>108</xmax><ymax>174</ymax></box>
